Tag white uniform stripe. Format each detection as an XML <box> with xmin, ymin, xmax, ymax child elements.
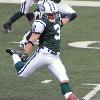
<box><xmin>47</xmin><ymin>2</ymin><xmax>52</xmax><ymax>11</ymax></box>
<box><xmin>51</xmin><ymin>2</ymin><xmax>55</xmax><ymax>11</ymax></box>
<box><xmin>18</xmin><ymin>52</ymin><xmax>37</xmax><ymax>75</ymax></box>
<box><xmin>35</xmin><ymin>20</ymin><xmax>46</xmax><ymax>27</ymax></box>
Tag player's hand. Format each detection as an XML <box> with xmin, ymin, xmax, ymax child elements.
<box><xmin>19</xmin><ymin>39</ymin><xmax>28</xmax><ymax>49</ymax></box>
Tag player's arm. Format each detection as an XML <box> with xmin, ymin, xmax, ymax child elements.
<box><xmin>58</xmin><ymin>3</ymin><xmax>77</xmax><ymax>26</ymax></box>
<box><xmin>24</xmin><ymin>33</ymin><xmax>40</xmax><ymax>53</ymax></box>
<box><xmin>57</xmin><ymin>2</ymin><xmax>77</xmax><ymax>21</ymax></box>
<box><xmin>24</xmin><ymin>19</ymin><xmax>45</xmax><ymax>54</ymax></box>
<box><xmin>60</xmin><ymin>17</ymin><xmax>69</xmax><ymax>25</ymax></box>
<box><xmin>60</xmin><ymin>12</ymin><xmax>77</xmax><ymax>26</ymax></box>
<box><xmin>61</xmin><ymin>13</ymin><xmax>77</xmax><ymax>21</ymax></box>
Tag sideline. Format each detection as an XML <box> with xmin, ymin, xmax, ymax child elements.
<box><xmin>0</xmin><ymin>0</ymin><xmax>100</xmax><ymax>7</ymax></box>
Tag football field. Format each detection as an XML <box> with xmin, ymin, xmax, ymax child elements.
<box><xmin>0</xmin><ymin>1</ymin><xmax>100</xmax><ymax>100</ymax></box>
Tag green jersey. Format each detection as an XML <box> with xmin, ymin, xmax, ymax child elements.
<box><xmin>32</xmin><ymin>17</ymin><xmax>61</xmax><ymax>52</ymax></box>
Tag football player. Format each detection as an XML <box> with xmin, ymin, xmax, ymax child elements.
<box><xmin>6</xmin><ymin>1</ymin><xmax>78</xmax><ymax>100</ymax></box>
<box><xmin>19</xmin><ymin>0</ymin><xmax>77</xmax><ymax>48</ymax></box>
<box><xmin>3</xmin><ymin>0</ymin><xmax>77</xmax><ymax>33</ymax></box>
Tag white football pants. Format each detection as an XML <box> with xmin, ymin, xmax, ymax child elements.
<box><xmin>19</xmin><ymin>46</ymin><xmax>69</xmax><ymax>82</ymax></box>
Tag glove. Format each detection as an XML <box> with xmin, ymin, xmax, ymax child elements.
<box><xmin>19</xmin><ymin>31</ymin><xmax>31</xmax><ymax>49</ymax></box>
<box><xmin>19</xmin><ymin>39</ymin><xmax>28</xmax><ymax>49</ymax></box>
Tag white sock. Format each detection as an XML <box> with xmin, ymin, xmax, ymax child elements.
<box><xmin>64</xmin><ymin>92</ymin><xmax>72</xmax><ymax>99</ymax></box>
<box><xmin>12</xmin><ymin>54</ymin><xmax>21</xmax><ymax>65</ymax></box>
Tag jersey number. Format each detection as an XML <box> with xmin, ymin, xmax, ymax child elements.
<box><xmin>54</xmin><ymin>24</ymin><xmax>60</xmax><ymax>40</ymax></box>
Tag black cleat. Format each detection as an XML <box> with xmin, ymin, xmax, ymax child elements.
<box><xmin>3</xmin><ymin>22</ymin><xmax>12</xmax><ymax>33</ymax></box>
<box><xmin>6</xmin><ymin>48</ymin><xmax>18</xmax><ymax>56</ymax></box>
<box><xmin>6</xmin><ymin>48</ymin><xmax>28</xmax><ymax>62</ymax></box>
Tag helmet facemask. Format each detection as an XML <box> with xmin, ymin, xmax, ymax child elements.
<box><xmin>44</xmin><ymin>12</ymin><xmax>58</xmax><ymax>22</ymax></box>
<box><xmin>41</xmin><ymin>1</ymin><xmax>58</xmax><ymax>22</ymax></box>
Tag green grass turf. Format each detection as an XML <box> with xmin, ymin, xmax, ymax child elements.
<box><xmin>0</xmin><ymin>3</ymin><xmax>100</xmax><ymax>100</ymax></box>
<box><xmin>93</xmin><ymin>91</ymin><xmax>100</xmax><ymax>100</ymax></box>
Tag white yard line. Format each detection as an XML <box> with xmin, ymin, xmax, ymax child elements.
<box><xmin>82</xmin><ymin>84</ymin><xmax>100</xmax><ymax>100</ymax></box>
<box><xmin>11</xmin><ymin>41</ymin><xmax>39</xmax><ymax>45</ymax></box>
<box><xmin>0</xmin><ymin>0</ymin><xmax>21</xmax><ymax>4</ymax></box>
<box><xmin>41</xmin><ymin>80</ymin><xmax>53</xmax><ymax>84</ymax></box>
<box><xmin>65</xmin><ymin>1</ymin><xmax>100</xmax><ymax>7</ymax></box>
<box><xmin>0</xmin><ymin>0</ymin><xmax>100</xmax><ymax>7</ymax></box>
<box><xmin>68</xmin><ymin>41</ymin><xmax>100</xmax><ymax>49</ymax></box>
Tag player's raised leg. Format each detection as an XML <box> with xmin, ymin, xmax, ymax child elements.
<box><xmin>6</xmin><ymin>48</ymin><xmax>25</xmax><ymax>73</ymax></box>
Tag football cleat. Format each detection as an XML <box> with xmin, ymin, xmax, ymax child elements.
<box><xmin>6</xmin><ymin>48</ymin><xmax>29</xmax><ymax>62</ymax></box>
<box><xmin>6</xmin><ymin>48</ymin><xmax>21</xmax><ymax>56</ymax></box>
<box><xmin>67</xmin><ymin>93</ymin><xmax>78</xmax><ymax>100</ymax></box>
<box><xmin>3</xmin><ymin>22</ymin><xmax>12</xmax><ymax>33</ymax></box>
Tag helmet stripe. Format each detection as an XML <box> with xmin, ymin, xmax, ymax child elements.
<box><xmin>47</xmin><ymin>2</ymin><xmax>53</xmax><ymax>11</ymax></box>
<box><xmin>51</xmin><ymin>2</ymin><xmax>56</xmax><ymax>11</ymax></box>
